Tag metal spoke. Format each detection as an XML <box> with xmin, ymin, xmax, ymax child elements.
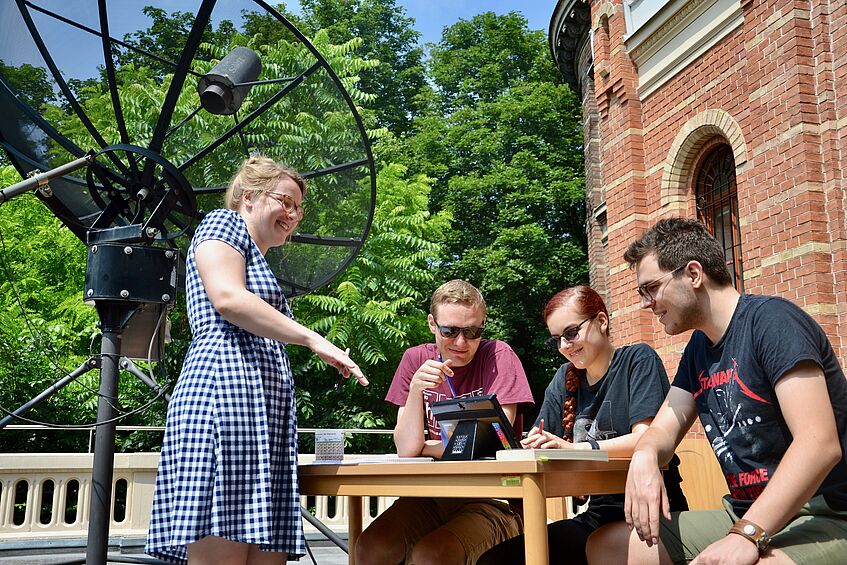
<box><xmin>179</xmin><ymin>61</ymin><xmax>322</xmax><ymax>171</ymax></box>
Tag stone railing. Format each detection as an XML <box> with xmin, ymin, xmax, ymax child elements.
<box><xmin>0</xmin><ymin>451</ymin><xmax>396</xmax><ymax>543</ymax></box>
<box><xmin>1</xmin><ymin>431</ymin><xmax>726</xmax><ymax>547</ymax></box>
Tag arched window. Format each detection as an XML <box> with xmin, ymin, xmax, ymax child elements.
<box><xmin>695</xmin><ymin>143</ymin><xmax>744</xmax><ymax>290</ymax></box>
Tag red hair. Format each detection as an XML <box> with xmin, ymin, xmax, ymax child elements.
<box><xmin>543</xmin><ymin>286</ymin><xmax>609</xmax><ymax>441</ymax></box>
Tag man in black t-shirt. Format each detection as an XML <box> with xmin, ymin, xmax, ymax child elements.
<box><xmin>586</xmin><ymin>218</ymin><xmax>847</xmax><ymax>565</ymax></box>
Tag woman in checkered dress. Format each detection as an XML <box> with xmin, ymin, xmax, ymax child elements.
<box><xmin>146</xmin><ymin>156</ymin><xmax>367</xmax><ymax>564</ymax></box>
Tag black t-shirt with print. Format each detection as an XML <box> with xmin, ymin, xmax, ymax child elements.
<box><xmin>536</xmin><ymin>343</ymin><xmax>687</xmax><ymax>530</ymax></box>
<box><xmin>673</xmin><ymin>294</ymin><xmax>847</xmax><ymax>516</ymax></box>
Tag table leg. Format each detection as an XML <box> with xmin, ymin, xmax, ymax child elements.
<box><xmin>347</xmin><ymin>495</ymin><xmax>362</xmax><ymax>565</ymax></box>
<box><xmin>521</xmin><ymin>473</ymin><xmax>549</xmax><ymax>565</ymax></box>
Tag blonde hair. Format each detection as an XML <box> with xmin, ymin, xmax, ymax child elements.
<box><xmin>430</xmin><ymin>279</ymin><xmax>486</xmax><ymax>318</ymax></box>
<box><xmin>224</xmin><ymin>154</ymin><xmax>306</xmax><ymax>211</ymax></box>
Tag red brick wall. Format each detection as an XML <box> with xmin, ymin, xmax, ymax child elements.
<box><xmin>588</xmin><ymin>0</ymin><xmax>847</xmax><ymax>434</ymax></box>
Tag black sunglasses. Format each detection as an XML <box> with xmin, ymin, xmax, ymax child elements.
<box><xmin>435</xmin><ymin>321</ymin><xmax>485</xmax><ymax>340</ymax></box>
<box><xmin>545</xmin><ymin>314</ymin><xmax>596</xmax><ymax>350</ymax></box>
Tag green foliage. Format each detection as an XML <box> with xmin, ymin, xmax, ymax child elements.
<box><xmin>244</xmin><ymin>0</ymin><xmax>429</xmax><ymax>133</ymax></box>
<box><xmin>380</xmin><ymin>13</ymin><xmax>588</xmax><ymax>409</ymax></box>
<box><xmin>0</xmin><ymin>166</ymin><xmax>95</xmax><ymax>450</ymax></box>
<box><xmin>0</xmin><ymin>60</ymin><xmax>56</xmax><ymax>167</ymax></box>
<box><xmin>428</xmin><ymin>12</ymin><xmax>559</xmax><ymax>113</ymax></box>
<box><xmin>0</xmin><ymin>60</ymin><xmax>56</xmax><ymax>110</ymax></box>
<box><xmin>296</xmin><ymin>0</ymin><xmax>429</xmax><ymax>133</ymax></box>
<box><xmin>116</xmin><ymin>6</ymin><xmax>236</xmax><ymax>80</ymax></box>
<box><xmin>289</xmin><ymin>163</ymin><xmax>449</xmax><ymax>452</ymax></box>
<box><xmin>0</xmin><ymin>4</ymin><xmax>589</xmax><ymax>451</ymax></box>
<box><xmin>0</xmin><ymin>167</ymin><xmax>172</xmax><ymax>451</ymax></box>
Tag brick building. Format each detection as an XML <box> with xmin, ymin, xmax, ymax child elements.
<box><xmin>549</xmin><ymin>0</ymin><xmax>847</xmax><ymax>378</ymax></box>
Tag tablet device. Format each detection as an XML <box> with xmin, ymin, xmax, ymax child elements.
<box><xmin>431</xmin><ymin>393</ymin><xmax>519</xmax><ymax>460</ymax></box>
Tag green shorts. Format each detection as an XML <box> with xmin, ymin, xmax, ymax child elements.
<box><xmin>660</xmin><ymin>495</ymin><xmax>847</xmax><ymax>564</ymax></box>
<box><xmin>372</xmin><ymin>497</ymin><xmax>522</xmax><ymax>564</ymax></box>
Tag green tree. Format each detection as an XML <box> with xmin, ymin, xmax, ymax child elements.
<box><xmin>445</xmin><ymin>82</ymin><xmax>587</xmax><ymax>395</ymax></box>
<box><xmin>0</xmin><ymin>165</ymin><xmax>99</xmax><ymax>451</ymax></box>
<box><xmin>379</xmin><ymin>13</ymin><xmax>587</xmax><ymax>408</ymax></box>
<box><xmin>243</xmin><ymin>0</ymin><xmax>429</xmax><ymax>133</ymax></box>
<box><xmin>297</xmin><ymin>0</ymin><xmax>429</xmax><ymax>133</ymax></box>
<box><xmin>0</xmin><ymin>60</ymin><xmax>57</xmax><ymax>166</ymax></box>
<box><xmin>428</xmin><ymin>11</ymin><xmax>556</xmax><ymax>113</ymax></box>
<box><xmin>0</xmin><ymin>60</ymin><xmax>56</xmax><ymax>110</ymax></box>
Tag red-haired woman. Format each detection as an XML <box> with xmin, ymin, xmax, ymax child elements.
<box><xmin>478</xmin><ymin>285</ymin><xmax>687</xmax><ymax>565</ymax></box>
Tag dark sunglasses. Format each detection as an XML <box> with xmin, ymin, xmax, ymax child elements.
<box><xmin>545</xmin><ymin>314</ymin><xmax>596</xmax><ymax>350</ymax></box>
<box><xmin>435</xmin><ymin>321</ymin><xmax>485</xmax><ymax>340</ymax></box>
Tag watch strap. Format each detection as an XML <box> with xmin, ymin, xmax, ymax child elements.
<box><xmin>586</xmin><ymin>438</ymin><xmax>600</xmax><ymax>450</ymax></box>
<box><xmin>728</xmin><ymin>518</ymin><xmax>770</xmax><ymax>554</ymax></box>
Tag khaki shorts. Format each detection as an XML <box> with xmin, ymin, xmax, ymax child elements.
<box><xmin>660</xmin><ymin>495</ymin><xmax>847</xmax><ymax>564</ymax></box>
<box><xmin>372</xmin><ymin>497</ymin><xmax>522</xmax><ymax>564</ymax></box>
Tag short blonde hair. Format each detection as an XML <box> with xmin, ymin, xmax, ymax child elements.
<box><xmin>224</xmin><ymin>154</ymin><xmax>306</xmax><ymax>211</ymax></box>
<box><xmin>430</xmin><ymin>279</ymin><xmax>486</xmax><ymax>318</ymax></box>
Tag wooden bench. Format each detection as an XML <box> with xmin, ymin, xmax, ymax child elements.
<box><xmin>676</xmin><ymin>437</ymin><xmax>729</xmax><ymax>510</ymax></box>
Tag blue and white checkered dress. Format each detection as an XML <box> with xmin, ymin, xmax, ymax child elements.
<box><xmin>146</xmin><ymin>209</ymin><xmax>305</xmax><ymax>563</ymax></box>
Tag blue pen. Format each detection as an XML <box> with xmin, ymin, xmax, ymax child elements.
<box><xmin>438</xmin><ymin>354</ymin><xmax>458</xmax><ymax>398</ymax></box>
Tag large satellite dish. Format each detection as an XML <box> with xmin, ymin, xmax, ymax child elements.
<box><xmin>0</xmin><ymin>0</ymin><xmax>376</xmax><ymax>297</ymax></box>
<box><xmin>0</xmin><ymin>2</ymin><xmax>376</xmax><ymax>562</ymax></box>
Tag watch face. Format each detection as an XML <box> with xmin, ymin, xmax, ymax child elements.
<box><xmin>743</xmin><ymin>524</ymin><xmax>757</xmax><ymax>536</ymax></box>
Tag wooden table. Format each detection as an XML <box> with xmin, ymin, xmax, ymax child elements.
<box><xmin>298</xmin><ymin>457</ymin><xmax>630</xmax><ymax>565</ymax></box>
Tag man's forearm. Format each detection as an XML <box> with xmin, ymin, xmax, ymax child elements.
<box><xmin>633</xmin><ymin>424</ymin><xmax>678</xmax><ymax>466</ymax></box>
<box><xmin>632</xmin><ymin>387</ymin><xmax>697</xmax><ymax>465</ymax></box>
<box><xmin>393</xmin><ymin>392</ymin><xmax>427</xmax><ymax>457</ymax></box>
<box><xmin>421</xmin><ymin>439</ymin><xmax>446</xmax><ymax>458</ymax></box>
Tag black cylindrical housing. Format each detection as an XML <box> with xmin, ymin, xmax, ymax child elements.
<box><xmin>197</xmin><ymin>46</ymin><xmax>262</xmax><ymax>115</ymax></box>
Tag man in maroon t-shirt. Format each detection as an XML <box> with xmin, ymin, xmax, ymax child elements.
<box><xmin>355</xmin><ymin>280</ymin><xmax>534</xmax><ymax>565</ymax></box>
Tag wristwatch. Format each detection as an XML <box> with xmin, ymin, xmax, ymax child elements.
<box><xmin>728</xmin><ymin>518</ymin><xmax>770</xmax><ymax>554</ymax></box>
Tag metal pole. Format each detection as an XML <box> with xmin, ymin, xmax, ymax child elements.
<box><xmin>120</xmin><ymin>357</ymin><xmax>171</xmax><ymax>402</ymax></box>
<box><xmin>300</xmin><ymin>507</ymin><xmax>349</xmax><ymax>553</ymax></box>
<box><xmin>0</xmin><ymin>153</ymin><xmax>94</xmax><ymax>203</ymax></box>
<box><xmin>0</xmin><ymin>358</ymin><xmax>97</xmax><ymax>429</ymax></box>
<box><xmin>86</xmin><ymin>317</ymin><xmax>122</xmax><ymax>565</ymax></box>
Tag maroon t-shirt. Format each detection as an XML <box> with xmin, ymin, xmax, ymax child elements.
<box><xmin>385</xmin><ymin>340</ymin><xmax>534</xmax><ymax>439</ymax></box>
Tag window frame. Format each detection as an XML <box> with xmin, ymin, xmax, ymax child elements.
<box><xmin>694</xmin><ymin>142</ymin><xmax>744</xmax><ymax>291</ymax></box>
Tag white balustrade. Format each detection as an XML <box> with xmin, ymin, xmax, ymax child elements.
<box><xmin>0</xmin><ymin>452</ymin><xmax>394</xmax><ymax>542</ymax></box>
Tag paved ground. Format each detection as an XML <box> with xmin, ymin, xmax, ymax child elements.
<box><xmin>0</xmin><ymin>538</ymin><xmax>349</xmax><ymax>565</ymax></box>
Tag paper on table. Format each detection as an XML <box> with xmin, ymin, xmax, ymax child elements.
<box><xmin>303</xmin><ymin>455</ymin><xmax>435</xmax><ymax>465</ymax></box>
<box><xmin>495</xmin><ymin>448</ymin><xmax>608</xmax><ymax>462</ymax></box>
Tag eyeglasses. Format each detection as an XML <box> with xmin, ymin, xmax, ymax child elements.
<box><xmin>636</xmin><ymin>265</ymin><xmax>686</xmax><ymax>303</ymax></box>
<box><xmin>435</xmin><ymin>321</ymin><xmax>485</xmax><ymax>340</ymax></box>
<box><xmin>545</xmin><ymin>314</ymin><xmax>596</xmax><ymax>350</ymax></box>
<box><xmin>265</xmin><ymin>191</ymin><xmax>305</xmax><ymax>220</ymax></box>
